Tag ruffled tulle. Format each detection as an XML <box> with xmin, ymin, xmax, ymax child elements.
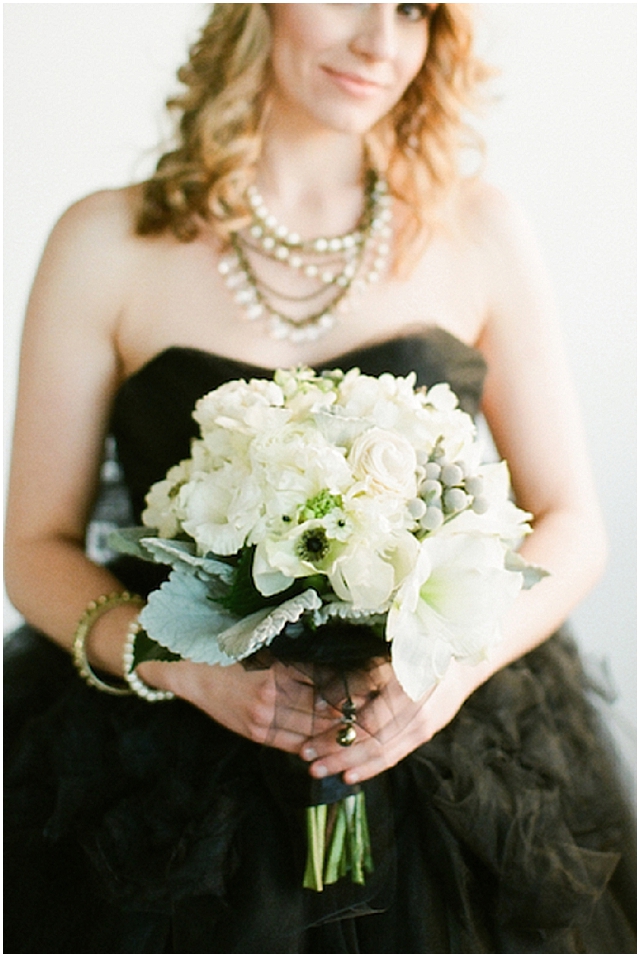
<box><xmin>4</xmin><ymin>625</ymin><xmax>635</xmax><ymax>954</ymax></box>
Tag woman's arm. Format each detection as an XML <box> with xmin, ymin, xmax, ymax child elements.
<box><xmin>299</xmin><ymin>184</ymin><xmax>608</xmax><ymax>783</ymax></box>
<box><xmin>5</xmin><ymin>189</ymin><xmax>140</xmax><ymax>672</ymax></box>
<box><xmin>4</xmin><ymin>191</ymin><xmax>315</xmax><ymax>753</ymax></box>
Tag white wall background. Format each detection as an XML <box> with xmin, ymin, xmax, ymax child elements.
<box><xmin>4</xmin><ymin>5</ymin><xmax>636</xmax><ymax>750</ymax></box>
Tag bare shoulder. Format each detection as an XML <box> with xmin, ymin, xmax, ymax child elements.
<box><xmin>28</xmin><ymin>185</ymin><xmax>148</xmax><ymax>325</ymax></box>
<box><xmin>23</xmin><ymin>184</ymin><xmax>151</xmax><ymax>354</ymax></box>
<box><xmin>47</xmin><ymin>184</ymin><xmax>142</xmax><ymax>261</ymax></box>
<box><xmin>455</xmin><ymin>177</ymin><xmax>534</xmax><ymax>253</ymax></box>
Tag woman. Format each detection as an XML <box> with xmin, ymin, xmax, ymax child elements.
<box><xmin>4</xmin><ymin>4</ymin><xmax>635</xmax><ymax>953</ymax></box>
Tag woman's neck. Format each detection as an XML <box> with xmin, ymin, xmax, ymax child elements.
<box><xmin>256</xmin><ymin>116</ymin><xmax>368</xmax><ymax>239</ymax></box>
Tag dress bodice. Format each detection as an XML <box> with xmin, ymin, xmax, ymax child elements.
<box><xmin>110</xmin><ymin>328</ymin><xmax>486</xmax><ymax>522</ymax></box>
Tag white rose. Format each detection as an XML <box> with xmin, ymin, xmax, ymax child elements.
<box><xmin>349</xmin><ymin>427</ymin><xmax>418</xmax><ymax>499</ymax></box>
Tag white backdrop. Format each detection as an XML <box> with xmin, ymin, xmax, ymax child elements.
<box><xmin>4</xmin><ymin>5</ymin><xmax>636</xmax><ymax>745</ymax></box>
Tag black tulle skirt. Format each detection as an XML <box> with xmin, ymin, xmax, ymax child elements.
<box><xmin>4</xmin><ymin>624</ymin><xmax>636</xmax><ymax>954</ymax></box>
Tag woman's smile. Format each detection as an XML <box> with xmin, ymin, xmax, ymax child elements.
<box><xmin>267</xmin><ymin>4</ymin><xmax>430</xmax><ymax>135</ymax></box>
<box><xmin>321</xmin><ymin>65</ymin><xmax>388</xmax><ymax>99</ymax></box>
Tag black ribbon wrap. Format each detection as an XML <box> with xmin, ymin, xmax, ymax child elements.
<box><xmin>247</xmin><ymin>619</ymin><xmax>395</xmax><ymax>892</ymax></box>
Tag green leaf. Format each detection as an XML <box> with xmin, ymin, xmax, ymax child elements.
<box><xmin>216</xmin><ymin>589</ymin><xmax>321</xmax><ymax>661</ymax></box>
<box><xmin>132</xmin><ymin>627</ymin><xmax>181</xmax><ymax>667</ymax></box>
<box><xmin>140</xmin><ymin>537</ymin><xmax>234</xmax><ymax>586</ymax></box>
<box><xmin>139</xmin><ymin>569</ymin><xmax>238</xmax><ymax>665</ymax></box>
<box><xmin>108</xmin><ymin>526</ymin><xmax>160</xmax><ymax>561</ymax></box>
<box><xmin>217</xmin><ymin>546</ymin><xmax>268</xmax><ymax>615</ymax></box>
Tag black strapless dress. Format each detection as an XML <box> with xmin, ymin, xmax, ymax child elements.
<box><xmin>4</xmin><ymin>331</ymin><xmax>636</xmax><ymax>954</ymax></box>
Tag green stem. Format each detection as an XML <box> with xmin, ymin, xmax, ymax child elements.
<box><xmin>303</xmin><ymin>793</ymin><xmax>374</xmax><ymax>890</ymax></box>
<box><xmin>303</xmin><ymin>804</ymin><xmax>327</xmax><ymax>891</ymax></box>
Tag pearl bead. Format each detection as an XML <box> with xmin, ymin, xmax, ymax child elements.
<box><xmin>226</xmin><ymin>271</ymin><xmax>246</xmax><ymax>288</ymax></box>
<box><xmin>269</xmin><ymin>318</ymin><xmax>289</xmax><ymax>340</ymax></box>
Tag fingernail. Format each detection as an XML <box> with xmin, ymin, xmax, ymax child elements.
<box><xmin>316</xmin><ymin>698</ymin><xmax>329</xmax><ymax>711</ymax></box>
<box><xmin>313</xmin><ymin>764</ymin><xmax>328</xmax><ymax>778</ymax></box>
<box><xmin>302</xmin><ymin>746</ymin><xmax>317</xmax><ymax>761</ymax></box>
<box><xmin>344</xmin><ymin>769</ymin><xmax>359</xmax><ymax>784</ymax></box>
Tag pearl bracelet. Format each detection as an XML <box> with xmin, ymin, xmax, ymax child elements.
<box><xmin>123</xmin><ymin>618</ymin><xmax>175</xmax><ymax>702</ymax></box>
<box><xmin>72</xmin><ymin>591</ymin><xmax>143</xmax><ymax>695</ymax></box>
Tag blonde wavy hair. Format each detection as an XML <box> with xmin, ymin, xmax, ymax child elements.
<box><xmin>137</xmin><ymin>3</ymin><xmax>493</xmax><ymax>272</ymax></box>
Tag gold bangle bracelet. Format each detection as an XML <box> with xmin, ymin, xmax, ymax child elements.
<box><xmin>72</xmin><ymin>591</ymin><xmax>144</xmax><ymax>695</ymax></box>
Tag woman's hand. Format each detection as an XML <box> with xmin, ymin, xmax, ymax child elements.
<box><xmin>298</xmin><ymin>657</ymin><xmax>489</xmax><ymax>784</ymax></box>
<box><xmin>137</xmin><ymin>656</ymin><xmax>336</xmax><ymax>754</ymax></box>
<box><xmin>139</xmin><ymin>654</ymin><xmax>488</xmax><ymax>780</ymax></box>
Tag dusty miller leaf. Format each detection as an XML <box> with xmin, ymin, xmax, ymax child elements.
<box><xmin>139</xmin><ymin>569</ymin><xmax>238</xmax><ymax>665</ymax></box>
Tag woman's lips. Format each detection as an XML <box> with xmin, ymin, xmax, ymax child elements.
<box><xmin>322</xmin><ymin>66</ymin><xmax>385</xmax><ymax>98</ymax></box>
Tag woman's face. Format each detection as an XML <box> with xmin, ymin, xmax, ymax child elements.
<box><xmin>267</xmin><ymin>4</ymin><xmax>434</xmax><ymax>135</ymax></box>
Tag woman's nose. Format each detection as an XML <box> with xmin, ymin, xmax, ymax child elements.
<box><xmin>349</xmin><ymin>6</ymin><xmax>399</xmax><ymax>61</ymax></box>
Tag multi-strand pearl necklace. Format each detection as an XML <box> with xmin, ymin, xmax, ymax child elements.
<box><xmin>218</xmin><ymin>170</ymin><xmax>392</xmax><ymax>342</ymax></box>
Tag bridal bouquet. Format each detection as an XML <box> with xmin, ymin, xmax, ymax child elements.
<box><xmin>112</xmin><ymin>365</ymin><xmax>545</xmax><ymax>890</ymax></box>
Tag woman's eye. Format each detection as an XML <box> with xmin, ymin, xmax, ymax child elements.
<box><xmin>397</xmin><ymin>3</ymin><xmax>436</xmax><ymax>23</ymax></box>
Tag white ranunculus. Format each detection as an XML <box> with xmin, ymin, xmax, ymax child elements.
<box><xmin>349</xmin><ymin>427</ymin><xmax>418</xmax><ymax>499</ymax></box>
<box><xmin>387</xmin><ymin>533</ymin><xmax>523</xmax><ymax>700</ymax></box>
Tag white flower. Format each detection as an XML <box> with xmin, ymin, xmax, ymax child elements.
<box><xmin>194</xmin><ymin>378</ymin><xmax>285</xmax><ymax>433</ymax></box>
<box><xmin>387</xmin><ymin>533</ymin><xmax>523</xmax><ymax>700</ymax></box>
<box><xmin>253</xmin><ymin>518</ymin><xmax>343</xmax><ymax>596</ymax></box>
<box><xmin>142</xmin><ymin>460</ymin><xmax>192</xmax><ymax>537</ymax></box>
<box><xmin>329</xmin><ymin>526</ymin><xmax>419</xmax><ymax>611</ymax></box>
<box><xmin>179</xmin><ymin>465</ymin><xmax>263</xmax><ymax>555</ymax></box>
<box><xmin>348</xmin><ymin>427</ymin><xmax>418</xmax><ymax>499</ymax></box>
